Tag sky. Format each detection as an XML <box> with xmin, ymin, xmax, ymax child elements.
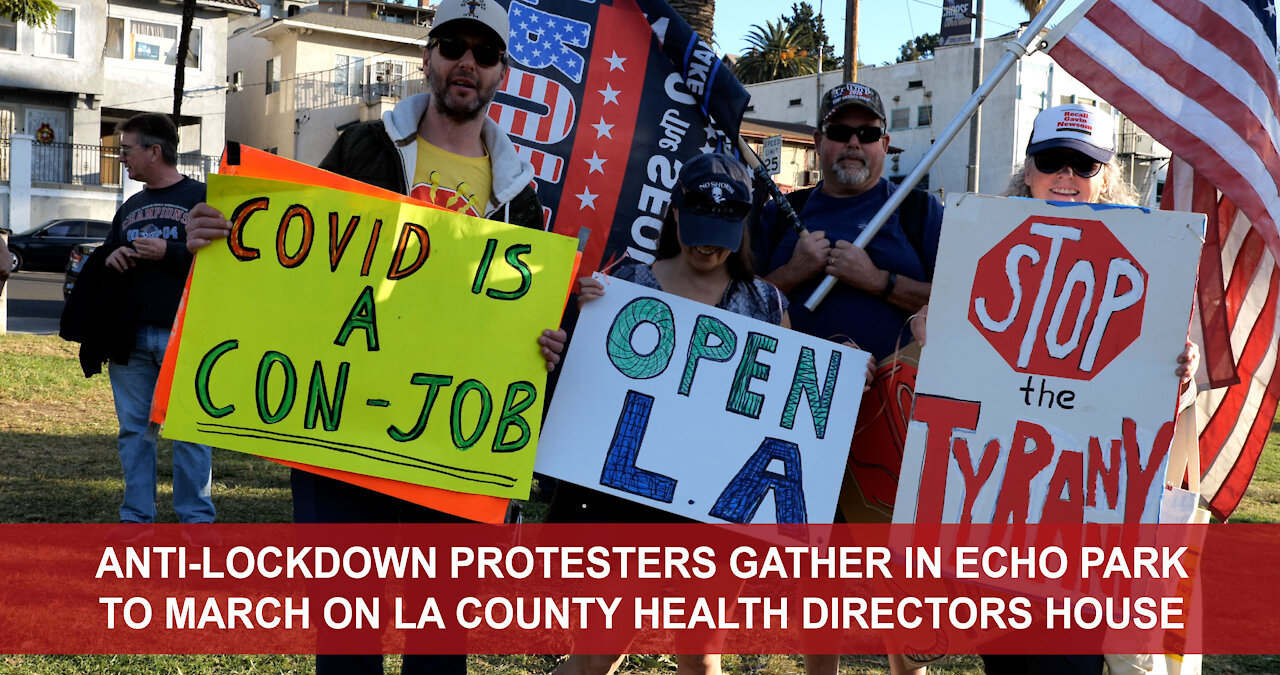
<box><xmin>712</xmin><ymin>0</ymin><xmax>1087</xmax><ymax>67</ymax></box>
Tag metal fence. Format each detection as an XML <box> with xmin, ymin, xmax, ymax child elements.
<box><xmin>6</xmin><ymin>140</ymin><xmax>218</xmax><ymax>187</ymax></box>
<box><xmin>293</xmin><ymin>66</ymin><xmax>426</xmax><ymax>113</ymax></box>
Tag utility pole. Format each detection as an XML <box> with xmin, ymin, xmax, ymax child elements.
<box><xmin>966</xmin><ymin>0</ymin><xmax>985</xmax><ymax>192</ymax></box>
<box><xmin>844</xmin><ymin>0</ymin><xmax>858</xmax><ymax>82</ymax></box>
<box><xmin>816</xmin><ymin>0</ymin><xmax>825</xmax><ymax>108</ymax></box>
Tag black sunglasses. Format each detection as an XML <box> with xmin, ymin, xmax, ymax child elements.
<box><xmin>1031</xmin><ymin>150</ymin><xmax>1103</xmax><ymax>178</ymax></box>
<box><xmin>430</xmin><ymin>37</ymin><xmax>505</xmax><ymax>67</ymax></box>
<box><xmin>679</xmin><ymin>191</ymin><xmax>752</xmax><ymax>220</ymax></box>
<box><xmin>823</xmin><ymin>123</ymin><xmax>884</xmax><ymax>144</ymax></box>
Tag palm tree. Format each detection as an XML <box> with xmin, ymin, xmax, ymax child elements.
<box><xmin>668</xmin><ymin>0</ymin><xmax>714</xmax><ymax>45</ymax></box>
<box><xmin>1016</xmin><ymin>0</ymin><xmax>1047</xmax><ymax>16</ymax></box>
<box><xmin>0</xmin><ymin>0</ymin><xmax>57</xmax><ymax>27</ymax></box>
<box><xmin>172</xmin><ymin>0</ymin><xmax>197</xmax><ymax>122</ymax></box>
<box><xmin>733</xmin><ymin>20</ymin><xmax>818</xmax><ymax>84</ymax></box>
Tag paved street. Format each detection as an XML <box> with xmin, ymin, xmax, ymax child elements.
<box><xmin>2</xmin><ymin>271</ymin><xmax>65</xmax><ymax>335</ymax></box>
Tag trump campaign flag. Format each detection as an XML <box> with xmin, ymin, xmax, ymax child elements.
<box><xmin>489</xmin><ymin>0</ymin><xmax>750</xmax><ymax>276</ymax></box>
<box><xmin>1044</xmin><ymin>0</ymin><xmax>1280</xmax><ymax>520</ymax></box>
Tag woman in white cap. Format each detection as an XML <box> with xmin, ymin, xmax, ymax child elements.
<box><xmin>914</xmin><ymin>104</ymin><xmax>1198</xmax><ymax>384</ymax></box>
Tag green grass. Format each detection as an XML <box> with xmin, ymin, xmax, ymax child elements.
<box><xmin>1</xmin><ymin>333</ymin><xmax>1277</xmax><ymax>674</ymax></box>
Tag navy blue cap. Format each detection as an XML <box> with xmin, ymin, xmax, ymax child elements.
<box><xmin>672</xmin><ymin>153</ymin><xmax>752</xmax><ymax>252</ymax></box>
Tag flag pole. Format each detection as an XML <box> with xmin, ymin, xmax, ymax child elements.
<box><xmin>803</xmin><ymin>0</ymin><xmax>1072</xmax><ymax>311</ymax></box>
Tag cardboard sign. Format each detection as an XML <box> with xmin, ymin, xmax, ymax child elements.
<box><xmin>537</xmin><ymin>273</ymin><xmax>869</xmax><ymax>524</ymax></box>
<box><xmin>164</xmin><ymin>174</ymin><xmax>577</xmax><ymax>499</ymax></box>
<box><xmin>894</xmin><ymin>194</ymin><xmax>1204</xmax><ymax>524</ymax></box>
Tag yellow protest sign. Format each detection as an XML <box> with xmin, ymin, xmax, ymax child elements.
<box><xmin>164</xmin><ymin>174</ymin><xmax>577</xmax><ymax>499</ymax></box>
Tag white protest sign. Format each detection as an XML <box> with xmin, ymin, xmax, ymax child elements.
<box><xmin>537</xmin><ymin>273</ymin><xmax>869</xmax><ymax>524</ymax></box>
<box><xmin>761</xmin><ymin>135</ymin><xmax>783</xmax><ymax>176</ymax></box>
<box><xmin>894</xmin><ymin>194</ymin><xmax>1204</xmax><ymax>524</ymax></box>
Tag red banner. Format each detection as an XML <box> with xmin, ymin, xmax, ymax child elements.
<box><xmin>2</xmin><ymin>523</ymin><xmax>1276</xmax><ymax>655</ymax></box>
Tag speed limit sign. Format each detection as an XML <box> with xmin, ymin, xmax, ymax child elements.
<box><xmin>761</xmin><ymin>134</ymin><xmax>782</xmax><ymax>176</ymax></box>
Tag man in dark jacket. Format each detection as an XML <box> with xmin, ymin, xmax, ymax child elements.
<box><xmin>104</xmin><ymin>113</ymin><xmax>215</xmax><ymax>526</ymax></box>
<box><xmin>186</xmin><ymin>1</ymin><xmax>562</xmax><ymax>672</ymax></box>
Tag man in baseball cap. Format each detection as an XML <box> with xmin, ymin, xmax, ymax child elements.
<box><xmin>818</xmin><ymin>81</ymin><xmax>887</xmax><ymax>125</ymax></box>
<box><xmin>429</xmin><ymin>0</ymin><xmax>510</xmax><ymax>50</ymax></box>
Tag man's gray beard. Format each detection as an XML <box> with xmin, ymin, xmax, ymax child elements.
<box><xmin>829</xmin><ymin>157</ymin><xmax>870</xmax><ymax>186</ymax></box>
<box><xmin>429</xmin><ymin>69</ymin><xmax>500</xmax><ymax>123</ymax></box>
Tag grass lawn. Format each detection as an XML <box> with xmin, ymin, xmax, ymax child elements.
<box><xmin>1</xmin><ymin>333</ymin><xmax>1277</xmax><ymax>674</ymax></box>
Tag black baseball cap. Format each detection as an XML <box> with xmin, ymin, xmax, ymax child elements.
<box><xmin>672</xmin><ymin>153</ymin><xmax>753</xmax><ymax>252</ymax></box>
<box><xmin>819</xmin><ymin>82</ymin><xmax>886</xmax><ymax>125</ymax></box>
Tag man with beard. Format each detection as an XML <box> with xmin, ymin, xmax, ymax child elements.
<box><xmin>752</xmin><ymin>82</ymin><xmax>942</xmax><ymax>364</ymax></box>
<box><xmin>750</xmin><ymin>82</ymin><xmax>941</xmax><ymax>675</ymax></box>
<box><xmin>185</xmin><ymin>1</ymin><xmax>561</xmax><ymax>672</ymax></box>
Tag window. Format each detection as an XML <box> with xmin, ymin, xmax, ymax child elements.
<box><xmin>917</xmin><ymin>105</ymin><xmax>933</xmax><ymax>127</ymax></box>
<box><xmin>230</xmin><ymin>70</ymin><xmax>244</xmax><ymax>92</ymax></box>
<box><xmin>105</xmin><ymin>17</ymin><xmax>200</xmax><ymax>67</ymax></box>
<box><xmin>907</xmin><ymin>80</ymin><xmax>923</xmax><ymax>89</ymax></box>
<box><xmin>45</xmin><ymin>222</ymin><xmax>83</xmax><ymax>237</ymax></box>
<box><xmin>372</xmin><ymin>59</ymin><xmax>412</xmax><ymax>96</ymax></box>
<box><xmin>744</xmin><ymin>104</ymin><xmax>755</xmax><ymax>113</ymax></box>
<box><xmin>105</xmin><ymin>17</ymin><xmax>123</xmax><ymax>58</ymax></box>
<box><xmin>788</xmin><ymin>98</ymin><xmax>803</xmax><ymax>107</ymax></box>
<box><xmin>890</xmin><ymin>107</ymin><xmax>910</xmax><ymax>130</ymax></box>
<box><xmin>266</xmin><ymin>58</ymin><xmax>281</xmax><ymax>94</ymax></box>
<box><xmin>38</xmin><ymin>8</ymin><xmax>74</xmax><ymax>57</ymax></box>
<box><xmin>335</xmin><ymin>54</ymin><xmax>365</xmax><ymax>96</ymax></box>
<box><xmin>87</xmin><ymin>222</ymin><xmax>112</xmax><ymax>237</ymax></box>
<box><xmin>0</xmin><ymin>17</ymin><xmax>16</xmax><ymax>52</ymax></box>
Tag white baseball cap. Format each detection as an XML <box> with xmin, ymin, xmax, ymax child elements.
<box><xmin>429</xmin><ymin>0</ymin><xmax>510</xmax><ymax>49</ymax></box>
<box><xmin>1027</xmin><ymin>103</ymin><xmax>1116</xmax><ymax>163</ymax></box>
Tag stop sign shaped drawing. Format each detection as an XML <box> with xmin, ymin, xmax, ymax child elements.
<box><xmin>968</xmin><ymin>215</ymin><xmax>1147</xmax><ymax>381</ymax></box>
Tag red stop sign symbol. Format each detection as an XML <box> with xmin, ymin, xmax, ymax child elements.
<box><xmin>968</xmin><ymin>215</ymin><xmax>1147</xmax><ymax>381</ymax></box>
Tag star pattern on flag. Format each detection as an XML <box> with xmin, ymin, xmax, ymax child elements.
<box><xmin>507</xmin><ymin>2</ymin><xmax>588</xmax><ymax>82</ymax></box>
<box><xmin>592</xmin><ymin>117</ymin><xmax>614</xmax><ymax>139</ymax></box>
<box><xmin>599</xmin><ymin>84</ymin><xmax>621</xmax><ymax>105</ymax></box>
<box><xmin>1268</xmin><ymin>0</ymin><xmax>1277</xmax><ymax>18</ymax></box>
<box><xmin>576</xmin><ymin>187</ymin><xmax>598</xmax><ymax>210</ymax></box>
<box><xmin>605</xmin><ymin>52</ymin><xmax>627</xmax><ymax>71</ymax></box>
<box><xmin>585</xmin><ymin>152</ymin><xmax>607</xmax><ymax>174</ymax></box>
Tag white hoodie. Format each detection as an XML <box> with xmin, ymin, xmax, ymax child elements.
<box><xmin>380</xmin><ymin>92</ymin><xmax>538</xmax><ymax>222</ymax></box>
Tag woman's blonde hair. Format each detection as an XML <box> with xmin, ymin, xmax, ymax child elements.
<box><xmin>1004</xmin><ymin>156</ymin><xmax>1140</xmax><ymax>206</ymax></box>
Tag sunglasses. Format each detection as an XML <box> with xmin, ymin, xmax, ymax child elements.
<box><xmin>823</xmin><ymin>124</ymin><xmax>885</xmax><ymax>144</ymax></box>
<box><xmin>1031</xmin><ymin>150</ymin><xmax>1103</xmax><ymax>178</ymax></box>
<box><xmin>679</xmin><ymin>191</ymin><xmax>752</xmax><ymax>220</ymax></box>
<box><xmin>430</xmin><ymin>37</ymin><xmax>505</xmax><ymax>67</ymax></box>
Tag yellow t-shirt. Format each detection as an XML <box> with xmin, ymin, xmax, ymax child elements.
<box><xmin>409</xmin><ymin>138</ymin><xmax>492</xmax><ymax>218</ymax></box>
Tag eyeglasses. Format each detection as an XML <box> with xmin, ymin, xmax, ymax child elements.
<box><xmin>679</xmin><ymin>191</ymin><xmax>752</xmax><ymax>220</ymax></box>
<box><xmin>1031</xmin><ymin>150</ymin><xmax>1103</xmax><ymax>178</ymax></box>
<box><xmin>118</xmin><ymin>144</ymin><xmax>147</xmax><ymax>156</ymax></box>
<box><xmin>430</xmin><ymin>37</ymin><xmax>505</xmax><ymax>68</ymax></box>
<box><xmin>823</xmin><ymin>124</ymin><xmax>885</xmax><ymax>144</ymax></box>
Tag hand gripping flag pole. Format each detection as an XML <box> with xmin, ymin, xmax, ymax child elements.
<box><xmin>803</xmin><ymin>0</ymin><xmax>1073</xmax><ymax>311</ymax></box>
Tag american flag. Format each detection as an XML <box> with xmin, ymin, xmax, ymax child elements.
<box><xmin>1044</xmin><ymin>0</ymin><xmax>1280</xmax><ymax>520</ymax></box>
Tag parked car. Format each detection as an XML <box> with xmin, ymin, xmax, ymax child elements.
<box><xmin>7</xmin><ymin>218</ymin><xmax>112</xmax><ymax>273</ymax></box>
<box><xmin>63</xmin><ymin>242</ymin><xmax>104</xmax><ymax>300</ymax></box>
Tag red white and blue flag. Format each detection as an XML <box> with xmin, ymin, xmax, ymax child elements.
<box><xmin>1045</xmin><ymin>0</ymin><xmax>1280</xmax><ymax>520</ymax></box>
<box><xmin>488</xmin><ymin>0</ymin><xmax>749</xmax><ymax>276</ymax></box>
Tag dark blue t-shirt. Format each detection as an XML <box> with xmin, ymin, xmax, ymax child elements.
<box><xmin>752</xmin><ymin>178</ymin><xmax>943</xmax><ymax>361</ymax></box>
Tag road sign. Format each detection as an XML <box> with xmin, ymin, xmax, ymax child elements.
<box><xmin>761</xmin><ymin>135</ymin><xmax>782</xmax><ymax>176</ymax></box>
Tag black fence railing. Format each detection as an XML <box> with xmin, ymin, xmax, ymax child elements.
<box><xmin>0</xmin><ymin>137</ymin><xmax>9</xmax><ymax>183</ymax></box>
<box><xmin>14</xmin><ymin>141</ymin><xmax>217</xmax><ymax>187</ymax></box>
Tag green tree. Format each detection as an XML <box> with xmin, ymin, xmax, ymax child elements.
<box><xmin>896</xmin><ymin>32</ymin><xmax>941</xmax><ymax>63</ymax></box>
<box><xmin>733</xmin><ymin>19</ymin><xmax>817</xmax><ymax>84</ymax></box>
<box><xmin>0</xmin><ymin>0</ymin><xmax>57</xmax><ymax>28</ymax></box>
<box><xmin>786</xmin><ymin>2</ymin><xmax>841</xmax><ymax>72</ymax></box>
